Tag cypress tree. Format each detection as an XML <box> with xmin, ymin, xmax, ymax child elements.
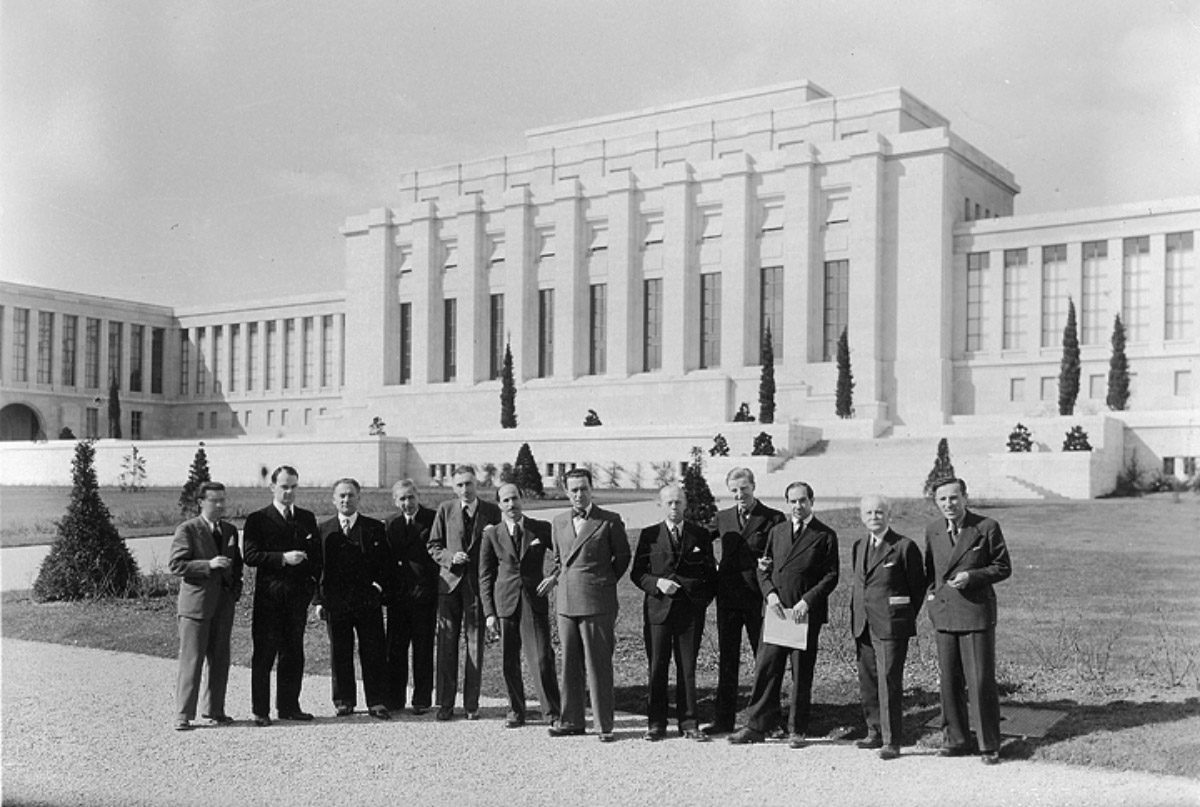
<box><xmin>107</xmin><ymin>375</ymin><xmax>122</xmax><ymax>439</ymax></box>
<box><xmin>681</xmin><ymin>446</ymin><xmax>717</xmax><ymax>527</ymax></box>
<box><xmin>758</xmin><ymin>322</ymin><xmax>776</xmax><ymax>424</ymax></box>
<box><xmin>835</xmin><ymin>326</ymin><xmax>854</xmax><ymax>419</ymax></box>
<box><xmin>500</xmin><ymin>340</ymin><xmax>517</xmax><ymax>429</ymax></box>
<box><xmin>178</xmin><ymin>442</ymin><xmax>212</xmax><ymax>518</ymax></box>
<box><xmin>1106</xmin><ymin>314</ymin><xmax>1130</xmax><ymax>411</ymax></box>
<box><xmin>1058</xmin><ymin>298</ymin><xmax>1080</xmax><ymax>416</ymax></box>
<box><xmin>513</xmin><ymin>442</ymin><xmax>544</xmax><ymax>497</ymax></box>
<box><xmin>923</xmin><ymin>437</ymin><xmax>956</xmax><ymax>498</ymax></box>
<box><xmin>33</xmin><ymin>441</ymin><xmax>140</xmax><ymax>600</ymax></box>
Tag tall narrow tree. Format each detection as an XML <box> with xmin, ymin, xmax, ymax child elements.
<box><xmin>107</xmin><ymin>375</ymin><xmax>122</xmax><ymax>439</ymax></box>
<box><xmin>1106</xmin><ymin>313</ymin><xmax>1130</xmax><ymax>411</ymax></box>
<box><xmin>758</xmin><ymin>322</ymin><xmax>776</xmax><ymax>424</ymax></box>
<box><xmin>681</xmin><ymin>446</ymin><xmax>717</xmax><ymax>527</ymax></box>
<box><xmin>1058</xmin><ymin>298</ymin><xmax>1080</xmax><ymax>416</ymax></box>
<box><xmin>835</xmin><ymin>326</ymin><xmax>854</xmax><ymax>419</ymax></box>
<box><xmin>500</xmin><ymin>340</ymin><xmax>517</xmax><ymax>429</ymax></box>
<box><xmin>923</xmin><ymin>437</ymin><xmax>957</xmax><ymax>499</ymax></box>
<box><xmin>178</xmin><ymin>442</ymin><xmax>211</xmax><ymax>518</ymax></box>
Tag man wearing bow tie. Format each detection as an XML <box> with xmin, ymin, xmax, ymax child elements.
<box><xmin>548</xmin><ymin>468</ymin><xmax>630</xmax><ymax>742</ymax></box>
<box><xmin>480</xmin><ymin>483</ymin><xmax>561</xmax><ymax>729</ymax></box>
<box><xmin>311</xmin><ymin>478</ymin><xmax>393</xmax><ymax>719</ymax></box>
<box><xmin>631</xmin><ymin>484</ymin><xmax>716</xmax><ymax>742</ymax></box>
<box><xmin>728</xmin><ymin>481</ymin><xmax>838</xmax><ymax>748</ymax></box>
<box><xmin>428</xmin><ymin>465</ymin><xmax>501</xmax><ymax>721</ymax></box>
<box><xmin>243</xmin><ymin>465</ymin><xmax>320</xmax><ymax>727</ymax></box>
<box><xmin>169</xmin><ymin>482</ymin><xmax>243</xmax><ymax>731</ymax></box>
<box><xmin>924</xmin><ymin>477</ymin><xmax>1012</xmax><ymax>765</ymax></box>
<box><xmin>703</xmin><ymin>467</ymin><xmax>784</xmax><ymax>736</ymax></box>
<box><xmin>850</xmin><ymin>495</ymin><xmax>926</xmax><ymax>759</ymax></box>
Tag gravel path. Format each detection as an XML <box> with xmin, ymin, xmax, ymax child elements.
<box><xmin>3</xmin><ymin>639</ymin><xmax>1197</xmax><ymax>807</ymax></box>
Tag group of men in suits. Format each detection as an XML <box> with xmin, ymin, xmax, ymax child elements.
<box><xmin>169</xmin><ymin>463</ymin><xmax>1011</xmax><ymax>764</ymax></box>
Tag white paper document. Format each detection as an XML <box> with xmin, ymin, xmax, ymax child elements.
<box><xmin>762</xmin><ymin>606</ymin><xmax>808</xmax><ymax>650</ymax></box>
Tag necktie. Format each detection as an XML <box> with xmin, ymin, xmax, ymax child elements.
<box><xmin>948</xmin><ymin>522</ymin><xmax>958</xmax><ymax>547</ymax></box>
<box><xmin>512</xmin><ymin>522</ymin><xmax>522</xmax><ymax>553</ymax></box>
<box><xmin>737</xmin><ymin>508</ymin><xmax>746</xmax><ymax>528</ymax></box>
<box><xmin>668</xmin><ymin>525</ymin><xmax>680</xmax><ymax>551</ymax></box>
<box><xmin>340</xmin><ymin>518</ymin><xmax>351</xmax><ymax>535</ymax></box>
<box><xmin>462</xmin><ymin>506</ymin><xmax>473</xmax><ymax>537</ymax></box>
<box><xmin>285</xmin><ymin>507</ymin><xmax>294</xmax><ymax>525</ymax></box>
<box><xmin>212</xmin><ymin>524</ymin><xmax>223</xmax><ymax>555</ymax></box>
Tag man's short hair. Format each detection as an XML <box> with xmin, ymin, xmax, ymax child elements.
<box><xmin>391</xmin><ymin>478</ymin><xmax>417</xmax><ymax>496</ymax></box>
<box><xmin>784</xmin><ymin>480</ymin><xmax>814</xmax><ymax>501</ymax></box>
<box><xmin>564</xmin><ymin>467</ymin><xmax>593</xmax><ymax>487</ymax></box>
<box><xmin>271</xmin><ymin>465</ymin><xmax>299</xmax><ymax>484</ymax></box>
<box><xmin>497</xmin><ymin>482</ymin><xmax>521</xmax><ymax>499</ymax></box>
<box><xmin>932</xmin><ymin>476</ymin><xmax>968</xmax><ymax>497</ymax></box>
<box><xmin>726</xmin><ymin>466</ymin><xmax>756</xmax><ymax>487</ymax></box>
<box><xmin>196</xmin><ymin>481</ymin><xmax>226</xmax><ymax>501</ymax></box>
<box><xmin>452</xmin><ymin>464</ymin><xmax>478</xmax><ymax>479</ymax></box>
<box><xmin>332</xmin><ymin>477</ymin><xmax>361</xmax><ymax>493</ymax></box>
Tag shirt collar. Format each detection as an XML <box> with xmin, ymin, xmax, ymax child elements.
<box><xmin>273</xmin><ymin>502</ymin><xmax>291</xmax><ymax>519</ymax></box>
<box><xmin>792</xmin><ymin>515</ymin><xmax>812</xmax><ymax>531</ymax></box>
<box><xmin>340</xmin><ymin>512</ymin><xmax>357</xmax><ymax>531</ymax></box>
<box><xmin>461</xmin><ymin>500</ymin><xmax>476</xmax><ymax>517</ymax></box>
<box><xmin>572</xmin><ymin>504</ymin><xmax>592</xmax><ymax>520</ymax></box>
<box><xmin>504</xmin><ymin>516</ymin><xmax>523</xmax><ymax>532</ymax></box>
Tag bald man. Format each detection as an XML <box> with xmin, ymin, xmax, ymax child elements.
<box><xmin>850</xmin><ymin>495</ymin><xmax>926</xmax><ymax>759</ymax></box>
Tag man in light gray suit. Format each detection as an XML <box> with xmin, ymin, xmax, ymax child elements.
<box><xmin>546</xmin><ymin>468</ymin><xmax>630</xmax><ymax>742</ymax></box>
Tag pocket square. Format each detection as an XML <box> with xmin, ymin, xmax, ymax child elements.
<box><xmin>888</xmin><ymin>596</ymin><xmax>909</xmax><ymax>606</ymax></box>
<box><xmin>530</xmin><ymin>539</ymin><xmax>541</xmax><ymax>546</ymax></box>
<box><xmin>691</xmin><ymin>546</ymin><xmax>701</xmax><ymax>553</ymax></box>
<box><xmin>883</xmin><ymin>561</ymin><xmax>896</xmax><ymax>567</ymax></box>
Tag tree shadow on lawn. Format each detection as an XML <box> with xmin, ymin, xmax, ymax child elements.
<box><xmin>999</xmin><ymin>696</ymin><xmax>1200</xmax><ymax>759</ymax></box>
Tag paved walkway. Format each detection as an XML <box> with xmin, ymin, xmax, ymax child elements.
<box><xmin>2</xmin><ymin>639</ymin><xmax>1197</xmax><ymax>807</ymax></box>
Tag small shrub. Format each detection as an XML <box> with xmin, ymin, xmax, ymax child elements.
<box><xmin>709</xmin><ymin>433</ymin><xmax>731</xmax><ymax>457</ymax></box>
<box><xmin>681</xmin><ymin>447</ymin><xmax>717</xmax><ymax>526</ymax></box>
<box><xmin>178</xmin><ymin>442</ymin><xmax>211</xmax><ymax>518</ymax></box>
<box><xmin>923</xmin><ymin>438</ymin><xmax>956</xmax><ymax>498</ymax></box>
<box><xmin>626</xmin><ymin>462</ymin><xmax>645</xmax><ymax>490</ymax></box>
<box><xmin>118</xmin><ymin>445</ymin><xmax>147</xmax><ymax>492</ymax></box>
<box><xmin>513</xmin><ymin>443</ymin><xmax>544</xmax><ymax>498</ymax></box>
<box><xmin>751</xmin><ymin>432</ymin><xmax>775</xmax><ymax>457</ymax></box>
<box><xmin>480</xmin><ymin>462</ymin><xmax>497</xmax><ymax>488</ymax></box>
<box><xmin>732</xmin><ymin>403</ymin><xmax>755</xmax><ymax>423</ymax></box>
<box><xmin>583</xmin><ymin>409</ymin><xmax>602</xmax><ymax>427</ymax></box>
<box><xmin>1006</xmin><ymin>423</ymin><xmax>1033</xmax><ymax>453</ymax></box>
<box><xmin>1062</xmin><ymin>425</ymin><xmax>1092</xmax><ymax>452</ymax></box>
<box><xmin>602</xmin><ymin>461</ymin><xmax>624</xmax><ymax>489</ymax></box>
<box><xmin>498</xmin><ymin>462</ymin><xmax>516</xmax><ymax>485</ymax></box>
<box><xmin>58</xmin><ymin>426</ymin><xmax>76</xmax><ymax>440</ymax></box>
<box><xmin>368</xmin><ymin>416</ymin><xmax>387</xmax><ymax>436</ymax></box>
<box><xmin>651</xmin><ymin>460</ymin><xmax>676</xmax><ymax>489</ymax></box>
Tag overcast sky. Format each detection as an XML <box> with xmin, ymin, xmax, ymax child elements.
<box><xmin>3</xmin><ymin>0</ymin><xmax>1198</xmax><ymax>307</ymax></box>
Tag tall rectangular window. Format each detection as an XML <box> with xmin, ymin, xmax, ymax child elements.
<box><xmin>12</xmin><ymin>308</ymin><xmax>29</xmax><ymax>382</ymax></box>
<box><xmin>211</xmin><ymin>325</ymin><xmax>223</xmax><ymax>394</ymax></box>
<box><xmin>302</xmin><ymin>317</ymin><xmax>315</xmax><ymax>388</ymax></box>
<box><xmin>284</xmin><ymin>319</ymin><xmax>296</xmax><ymax>389</ymax></box>
<box><xmin>822</xmin><ymin>260</ymin><xmax>850</xmax><ymax>361</ymax></box>
<box><xmin>85</xmin><ymin>407</ymin><xmax>99</xmax><ymax>439</ymax></box>
<box><xmin>398</xmin><ymin>303</ymin><xmax>412</xmax><ymax>384</ymax></box>
<box><xmin>700</xmin><ymin>272</ymin><xmax>721</xmax><ymax>368</ymax></box>
<box><xmin>61</xmin><ymin>314</ymin><xmax>77</xmax><ymax>387</ymax></box>
<box><xmin>320</xmin><ymin>315</ymin><xmax>334</xmax><ymax>387</ymax></box>
<box><xmin>265</xmin><ymin>321</ymin><xmax>276</xmax><ymax>390</ymax></box>
<box><xmin>107</xmin><ymin>321</ymin><xmax>123</xmax><ymax>388</ymax></box>
<box><xmin>1003</xmin><ymin>249</ymin><xmax>1027</xmax><ymax>350</ymax></box>
<box><xmin>129</xmin><ymin>323</ymin><xmax>144</xmax><ymax>392</ymax></box>
<box><xmin>1081</xmin><ymin>241</ymin><xmax>1108</xmax><ymax>345</ymax></box>
<box><xmin>228</xmin><ymin>324</ymin><xmax>240</xmax><ymax>393</ymax></box>
<box><xmin>178</xmin><ymin>331</ymin><xmax>190</xmax><ymax>396</ymax></box>
<box><xmin>85</xmin><ymin>318</ymin><xmax>101</xmax><ymax>389</ymax></box>
<box><xmin>130</xmin><ymin>411</ymin><xmax>143</xmax><ymax>440</ymax></box>
<box><xmin>1040</xmin><ymin>245</ymin><xmax>1067</xmax><ymax>347</ymax></box>
<box><xmin>489</xmin><ymin>294</ymin><xmax>505</xmax><ymax>380</ymax></box>
<box><xmin>36</xmin><ymin>311</ymin><xmax>54</xmax><ymax>384</ymax></box>
<box><xmin>1123</xmin><ymin>236</ymin><xmax>1150</xmax><ymax>341</ymax></box>
<box><xmin>195</xmin><ymin>326</ymin><xmax>206</xmax><ymax>395</ymax></box>
<box><xmin>1165</xmin><ymin>231</ymin><xmax>1195</xmax><ymax>340</ymax></box>
<box><xmin>643</xmin><ymin>279</ymin><xmax>662</xmax><ymax>372</ymax></box>
<box><xmin>443</xmin><ymin>299</ymin><xmax>457</xmax><ymax>382</ymax></box>
<box><xmin>150</xmin><ymin>327</ymin><xmax>164</xmax><ymax>394</ymax></box>
<box><xmin>589</xmin><ymin>284</ymin><xmax>607</xmax><ymax>375</ymax></box>
<box><xmin>246</xmin><ymin>323</ymin><xmax>258</xmax><ymax>392</ymax></box>
<box><xmin>538</xmin><ymin>290</ymin><xmax>554</xmax><ymax>378</ymax></box>
<box><xmin>760</xmin><ymin>266</ymin><xmax>784</xmax><ymax>358</ymax></box>
<box><xmin>966</xmin><ymin>253</ymin><xmax>987</xmax><ymax>352</ymax></box>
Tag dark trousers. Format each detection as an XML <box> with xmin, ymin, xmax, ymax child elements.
<box><xmin>743</xmin><ymin>621</ymin><xmax>821</xmax><ymax>735</ymax></box>
<box><xmin>558</xmin><ymin>611</ymin><xmax>616</xmax><ymax>733</ymax></box>
<box><xmin>499</xmin><ymin>601</ymin><xmax>561</xmax><ymax>722</ymax></box>
<box><xmin>713</xmin><ymin>603</ymin><xmax>763</xmax><ymax>725</ymax></box>
<box><xmin>935</xmin><ymin>628</ymin><xmax>1001</xmax><ymax>753</ymax></box>
<box><xmin>646</xmin><ymin>605</ymin><xmax>706</xmax><ymax>731</ymax></box>
<box><xmin>175</xmin><ymin>595</ymin><xmax>235</xmax><ymax>721</ymax></box>
<box><xmin>326</xmin><ymin>605</ymin><xmax>386</xmax><ymax>709</ymax></box>
<box><xmin>385</xmin><ymin>599</ymin><xmax>437</xmax><ymax>709</ymax></box>
<box><xmin>250</xmin><ymin>591</ymin><xmax>309</xmax><ymax>717</ymax></box>
<box><xmin>856</xmin><ymin>628</ymin><xmax>910</xmax><ymax>747</ymax></box>
<box><xmin>436</xmin><ymin>584</ymin><xmax>484</xmax><ymax>712</ymax></box>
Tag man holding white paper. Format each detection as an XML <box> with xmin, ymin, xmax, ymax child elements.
<box><xmin>728</xmin><ymin>481</ymin><xmax>839</xmax><ymax>748</ymax></box>
<box><xmin>850</xmin><ymin>495</ymin><xmax>926</xmax><ymax>759</ymax></box>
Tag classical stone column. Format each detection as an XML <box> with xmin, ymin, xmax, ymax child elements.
<box><xmin>503</xmin><ymin>186</ymin><xmax>535</xmax><ymax>381</ymax></box>
<box><xmin>340</xmin><ymin>207</ymin><xmax>396</xmax><ymax>393</ymax></box>
<box><xmin>780</xmin><ymin>145</ymin><xmax>817</xmax><ymax>369</ymax></box>
<box><xmin>553</xmin><ymin>178</ymin><xmax>585</xmax><ymax>379</ymax></box>
<box><xmin>719</xmin><ymin>152</ymin><xmax>755</xmax><ymax>368</ymax></box>
<box><xmin>405</xmin><ymin>200</ymin><xmax>441</xmax><ymax>385</ymax></box>
<box><xmin>605</xmin><ymin>170</ymin><xmax>638</xmax><ymax>377</ymax></box>
<box><xmin>455</xmin><ymin>193</ymin><xmax>486</xmax><ymax>383</ymax></box>
<box><xmin>846</xmin><ymin>135</ymin><xmax>886</xmax><ymax>420</ymax></box>
<box><xmin>661</xmin><ymin>162</ymin><xmax>696</xmax><ymax>374</ymax></box>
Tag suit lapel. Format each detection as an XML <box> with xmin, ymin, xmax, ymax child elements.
<box><xmin>864</xmin><ymin>530</ymin><xmax>893</xmax><ymax>575</ymax></box>
<box><xmin>564</xmin><ymin>513</ymin><xmax>601</xmax><ymax>566</ymax></box>
<box><xmin>945</xmin><ymin>516</ymin><xmax>977</xmax><ymax>570</ymax></box>
<box><xmin>785</xmin><ymin>521</ymin><xmax>817</xmax><ymax>565</ymax></box>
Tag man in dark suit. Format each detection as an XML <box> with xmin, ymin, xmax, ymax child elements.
<box><xmin>729</xmin><ymin>481</ymin><xmax>839</xmax><ymax>748</ymax></box>
<box><xmin>703</xmin><ymin>467</ymin><xmax>784</xmax><ymax>735</ymax></box>
<box><xmin>480</xmin><ymin>482</ymin><xmax>562</xmax><ymax>728</ymax></box>
<box><xmin>169</xmin><ymin>481</ymin><xmax>243</xmax><ymax>731</ymax></box>
<box><xmin>242</xmin><ymin>465</ymin><xmax>319</xmax><ymax>727</ymax></box>
<box><xmin>428</xmin><ymin>464</ymin><xmax>501</xmax><ymax>720</ymax></box>
<box><xmin>924</xmin><ymin>476</ymin><xmax>1012</xmax><ymax>765</ymax></box>
<box><xmin>382</xmin><ymin>478</ymin><xmax>438</xmax><ymax>714</ymax></box>
<box><xmin>631</xmin><ymin>483</ymin><xmax>716</xmax><ymax>742</ymax></box>
<box><xmin>547</xmin><ymin>468</ymin><xmax>631</xmax><ymax>742</ymax></box>
<box><xmin>311</xmin><ymin>477</ymin><xmax>393</xmax><ymax>720</ymax></box>
<box><xmin>850</xmin><ymin>494</ymin><xmax>926</xmax><ymax>759</ymax></box>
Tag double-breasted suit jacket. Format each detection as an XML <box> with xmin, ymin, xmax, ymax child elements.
<box><xmin>382</xmin><ymin>504</ymin><xmax>439</xmax><ymax>710</ymax></box>
<box><xmin>428</xmin><ymin>497</ymin><xmax>502</xmax><ymax>594</ymax></box>
<box><xmin>631</xmin><ymin>521</ymin><xmax>716</xmax><ymax>624</ymax></box>
<box><xmin>384</xmin><ymin>505</ymin><xmax>439</xmax><ymax>607</ymax></box>
<box><xmin>712</xmin><ymin>501</ymin><xmax>784</xmax><ymax>611</ymax></box>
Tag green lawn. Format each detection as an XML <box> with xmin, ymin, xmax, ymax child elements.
<box><xmin>3</xmin><ymin>495</ymin><xmax>1199</xmax><ymax>777</ymax></box>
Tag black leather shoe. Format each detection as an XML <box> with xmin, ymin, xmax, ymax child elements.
<box><xmin>505</xmin><ymin>716</ymin><xmax>525</xmax><ymax>729</ymax></box>
<box><xmin>173</xmin><ymin>719</ymin><xmax>192</xmax><ymax>731</ymax></box>
<box><xmin>435</xmin><ymin>707</ymin><xmax>454</xmax><ymax>721</ymax></box>
<box><xmin>878</xmin><ymin>745</ymin><xmax>900</xmax><ymax>760</ymax></box>
<box><xmin>254</xmin><ymin>715</ymin><xmax>272</xmax><ymax>727</ymax></box>
<box><xmin>335</xmin><ymin>705</ymin><xmax>354</xmax><ymax>717</ymax></box>
<box><xmin>981</xmin><ymin>751</ymin><xmax>1001</xmax><ymax>765</ymax></box>
<box><xmin>643</xmin><ymin>727</ymin><xmax>666</xmax><ymax>741</ymax></box>
<box><xmin>788</xmin><ymin>733</ymin><xmax>807</xmax><ymax>749</ymax></box>
<box><xmin>368</xmin><ymin>706</ymin><xmax>391</xmax><ymax>720</ymax></box>
<box><xmin>683</xmin><ymin>729</ymin><xmax>710</xmax><ymax>743</ymax></box>
<box><xmin>598</xmin><ymin>732</ymin><xmax>616</xmax><ymax>743</ymax></box>
<box><xmin>727</xmin><ymin>727</ymin><xmax>766</xmax><ymax>744</ymax></box>
<box><xmin>278</xmin><ymin>711</ymin><xmax>314</xmax><ymax>721</ymax></box>
<box><xmin>938</xmin><ymin>745</ymin><xmax>971</xmax><ymax>757</ymax></box>
<box><xmin>856</xmin><ymin>733</ymin><xmax>883</xmax><ymax>749</ymax></box>
<box><xmin>701</xmin><ymin>722</ymin><xmax>734</xmax><ymax>736</ymax></box>
<box><xmin>464</xmin><ymin>710</ymin><xmax>479</xmax><ymax>721</ymax></box>
<box><xmin>410</xmin><ymin>705</ymin><xmax>429</xmax><ymax>716</ymax></box>
<box><xmin>202</xmin><ymin>714</ymin><xmax>234</xmax><ymax>725</ymax></box>
<box><xmin>548</xmin><ymin>722</ymin><xmax>585</xmax><ymax>737</ymax></box>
